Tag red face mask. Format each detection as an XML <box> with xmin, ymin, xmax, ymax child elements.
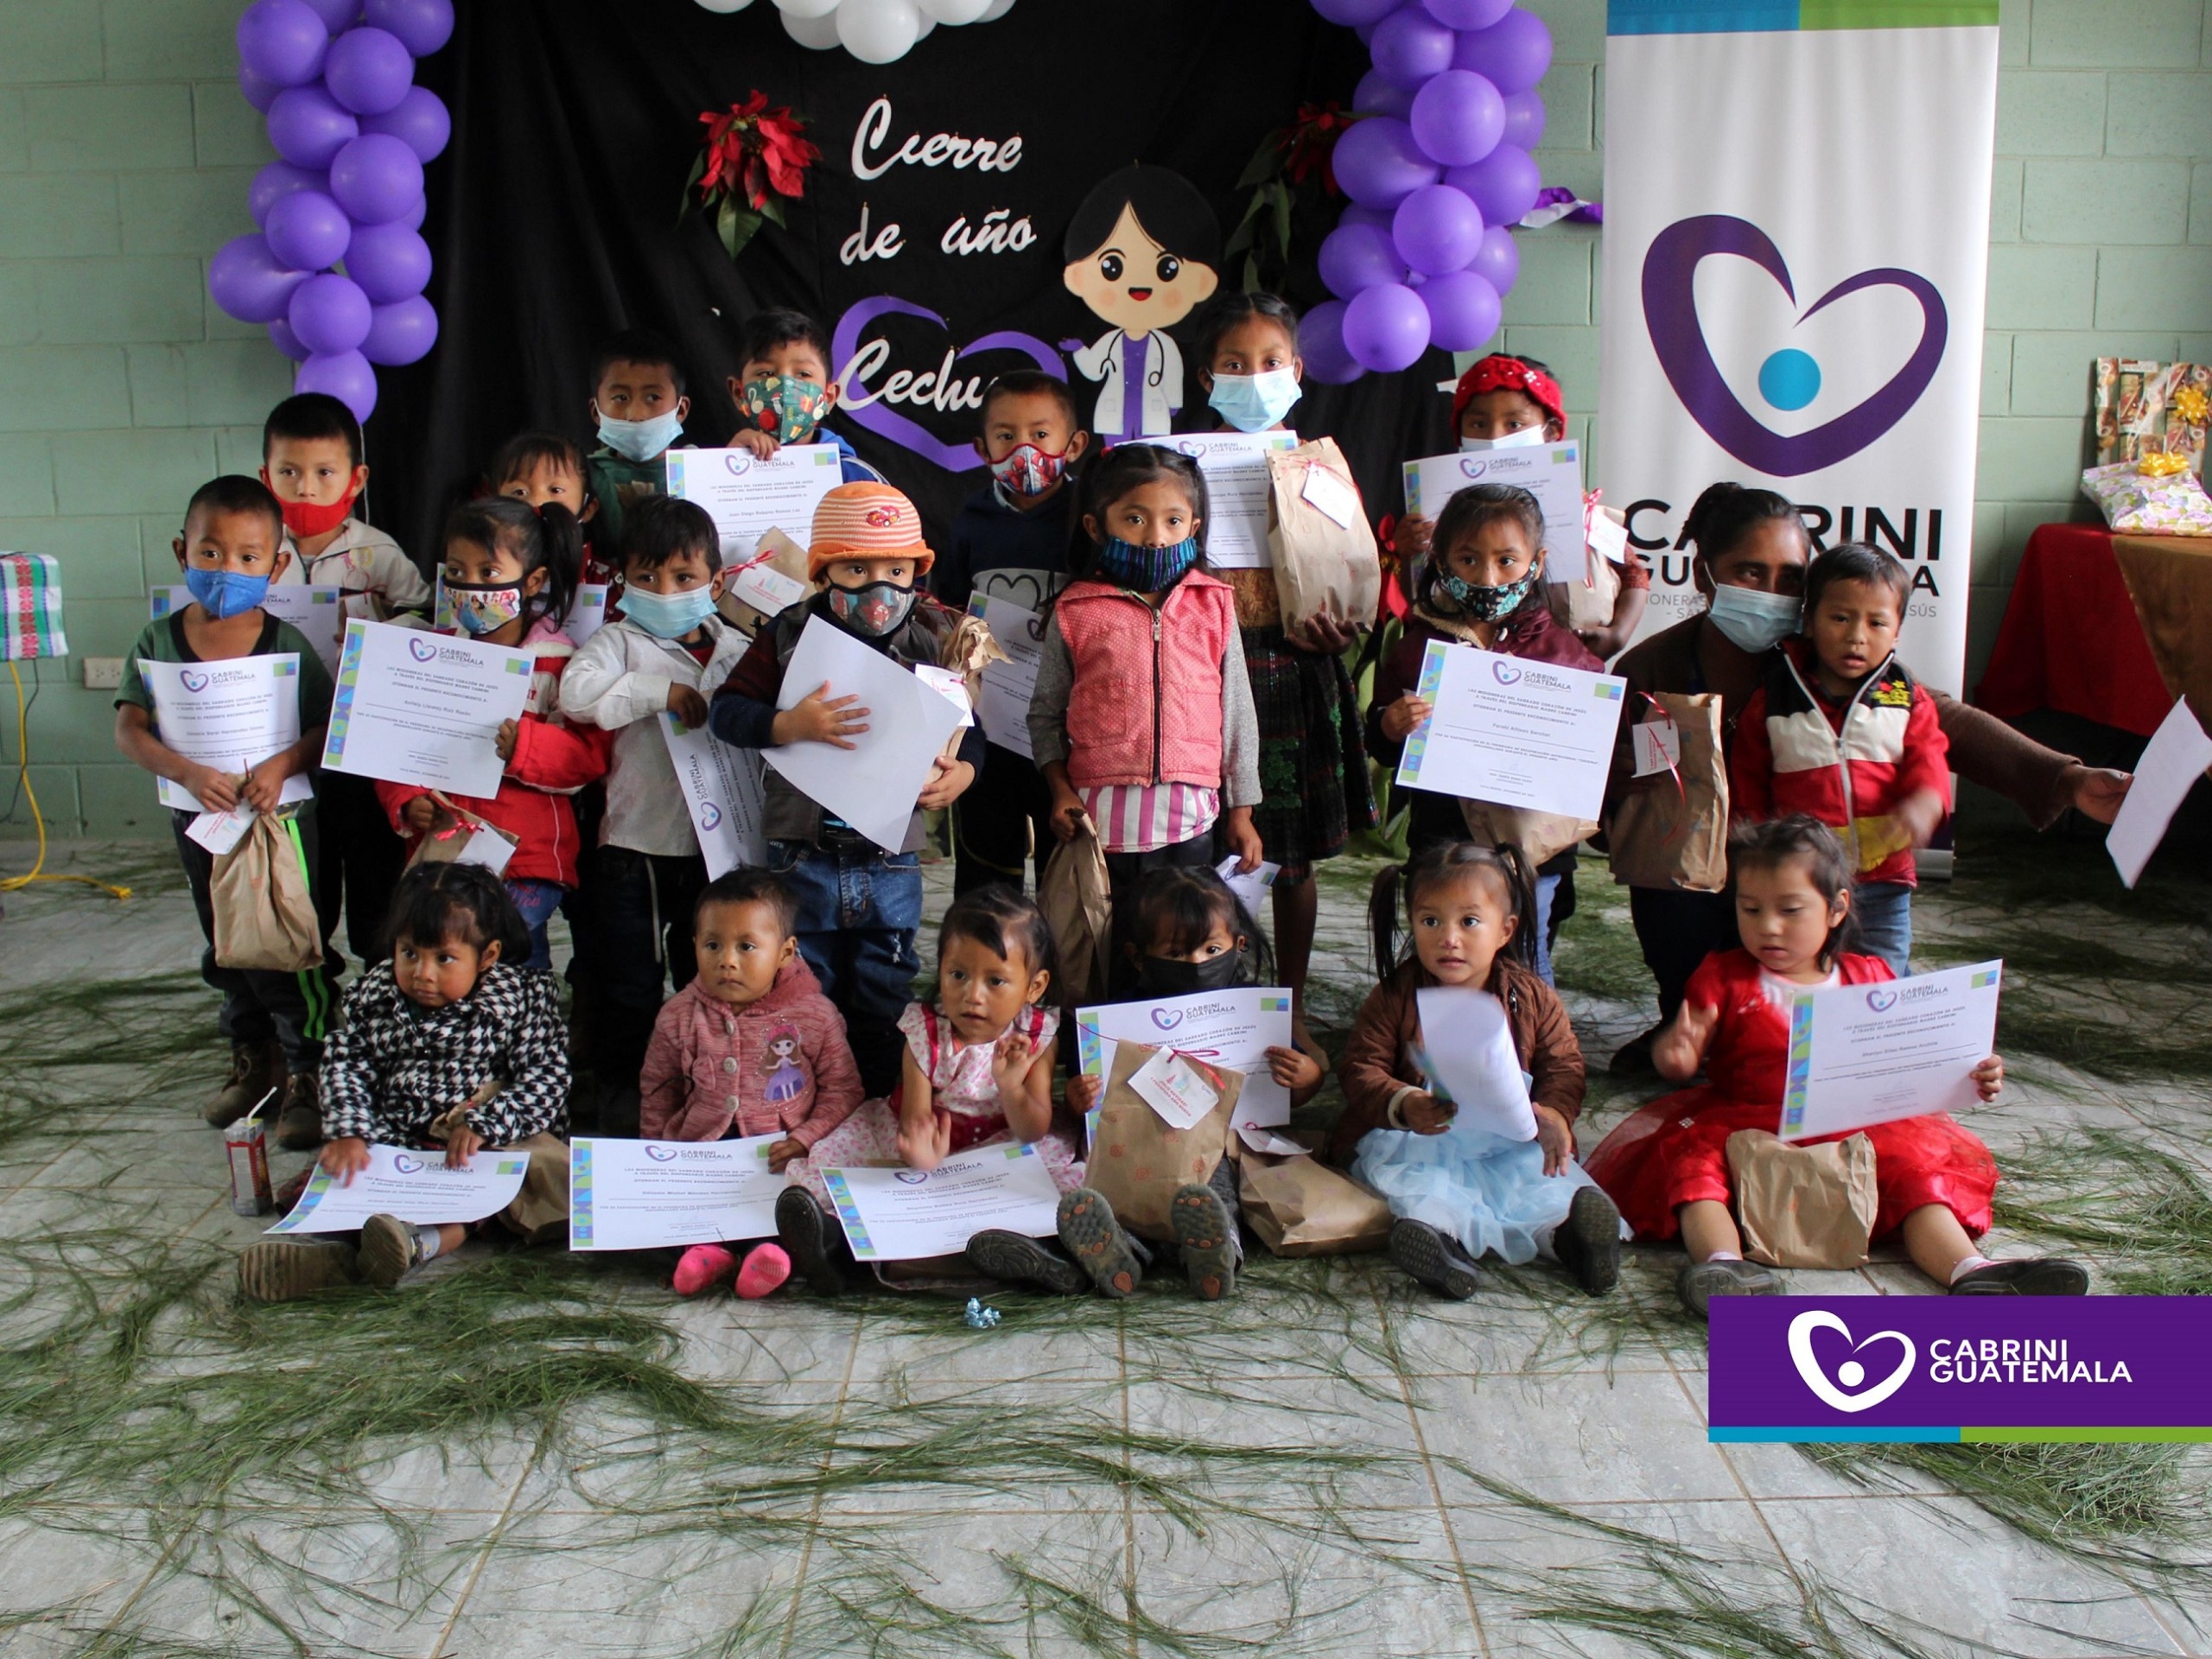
<box><xmin>262</xmin><ymin>469</ymin><xmax>361</xmax><ymax>539</ymax></box>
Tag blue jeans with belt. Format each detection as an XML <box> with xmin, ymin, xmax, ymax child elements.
<box><xmin>1852</xmin><ymin>879</ymin><xmax>1914</xmax><ymax>978</ymax></box>
<box><xmin>769</xmin><ymin>839</ymin><xmax>923</xmax><ymax>1096</ymax></box>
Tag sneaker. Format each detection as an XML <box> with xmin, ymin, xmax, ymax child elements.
<box><xmin>1677</xmin><ymin>1256</ymin><xmax>1780</xmax><ymax>1318</ymax></box>
<box><xmin>1056</xmin><ymin>1187</ymin><xmax>1144</xmax><ymax>1298</ymax></box>
<box><xmin>776</xmin><ymin>1186</ymin><xmax>847</xmax><ymax>1297</ymax></box>
<box><xmin>1950</xmin><ymin>1256</ymin><xmax>2090</xmax><ymax>1296</ymax></box>
<box><xmin>1389</xmin><ymin>1217</ymin><xmax>1481</xmax><ymax>1300</ymax></box>
<box><xmin>1553</xmin><ymin>1185</ymin><xmax>1623</xmax><ymax>1297</ymax></box>
<box><xmin>672</xmin><ymin>1243</ymin><xmax>738</xmax><ymax>1297</ymax></box>
<box><xmin>237</xmin><ymin>1236</ymin><xmax>358</xmax><ymax>1303</ymax></box>
<box><xmin>358</xmin><ymin>1212</ymin><xmax>423</xmax><ymax>1289</ymax></box>
<box><xmin>204</xmin><ymin>1039</ymin><xmax>281</xmax><ymax>1128</ymax></box>
<box><xmin>1609</xmin><ymin>1027</ymin><xmax>1663</xmax><ymax>1077</ymax></box>
<box><xmin>274</xmin><ymin>1074</ymin><xmax>324</xmax><ymax>1151</ymax></box>
<box><xmin>1170</xmin><ymin>1183</ymin><xmax>1238</xmax><ymax>1300</ymax></box>
<box><xmin>965</xmin><ymin>1230</ymin><xmax>1088</xmax><ymax>1294</ymax></box>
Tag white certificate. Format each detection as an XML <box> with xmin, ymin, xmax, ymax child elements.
<box><xmin>1402</xmin><ymin>441</ymin><xmax>1589</xmax><ymax>581</ymax></box>
<box><xmin>1395</xmin><ymin>639</ymin><xmax>1626</xmax><ymax>822</ymax></box>
<box><xmin>569</xmin><ymin>1134</ymin><xmax>789</xmax><ymax>1250</ymax></box>
<box><xmin>2107</xmin><ymin>697</ymin><xmax>2212</xmax><ymax>888</ymax></box>
<box><xmin>320</xmin><ymin>620</ymin><xmax>534</xmax><ymax>798</ymax></box>
<box><xmin>1077</xmin><ymin>987</ymin><xmax>1297</xmax><ymax>1128</ymax></box>
<box><xmin>764</xmin><ymin>615</ymin><xmax>965</xmax><ymax>853</ymax></box>
<box><xmin>135</xmin><ymin>655</ymin><xmax>315</xmax><ymax>813</ymax></box>
<box><xmin>666</xmin><ymin>444</ymin><xmax>845</xmax><ymax>564</ymax></box>
<box><xmin>1779</xmin><ymin>961</ymin><xmax>2003</xmax><ymax>1141</ymax></box>
<box><xmin>1214</xmin><ymin>854</ymin><xmax>1280</xmax><ymax>925</ymax></box>
<box><xmin>1173</xmin><ymin>431</ymin><xmax>1299</xmax><ymax>569</ymax></box>
<box><xmin>566</xmin><ymin>584</ymin><xmax>612</xmax><ymax>647</ymax></box>
<box><xmin>821</xmin><ymin>1141</ymin><xmax>1063</xmax><ymax>1262</ymax></box>
<box><xmin>267</xmin><ymin>1142</ymin><xmax>530</xmax><ymax>1233</ymax></box>
<box><xmin>1413</xmin><ymin>986</ymin><xmax>1537</xmax><ymax>1141</ymax></box>
<box><xmin>661</xmin><ymin>711</ymin><xmax>769</xmax><ymax>879</ymax></box>
<box><xmin>967</xmin><ymin>593</ymin><xmax>1043</xmax><ymax>760</ymax></box>
<box><xmin>153</xmin><ymin>584</ymin><xmax>346</xmax><ymax>671</ymax></box>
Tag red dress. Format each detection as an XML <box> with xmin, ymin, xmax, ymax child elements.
<box><xmin>1583</xmin><ymin>949</ymin><xmax>1999</xmax><ymax>1241</ymax></box>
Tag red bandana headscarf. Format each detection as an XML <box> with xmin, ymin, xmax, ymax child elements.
<box><xmin>1451</xmin><ymin>354</ymin><xmax>1567</xmax><ymax>433</ymax></box>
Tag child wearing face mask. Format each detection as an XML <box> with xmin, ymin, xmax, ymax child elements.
<box><xmin>561</xmin><ymin>497</ymin><xmax>751</xmax><ymax>1092</ymax></box>
<box><xmin>586</xmin><ymin>329</ymin><xmax>695</xmax><ymax>552</ymax></box>
<box><xmin>709</xmin><ymin>484</ymin><xmax>986</xmax><ymax>1097</ymax></box>
<box><xmin>491</xmin><ymin>432</ymin><xmax>608</xmax><ymax>587</ymax></box>
<box><xmin>1369</xmin><ymin>485</ymin><xmax>1601</xmax><ymax>987</ymax></box>
<box><xmin>724</xmin><ymin>308</ymin><xmax>883</xmax><ymax>483</ymax></box>
<box><xmin>378</xmin><ymin>499</ymin><xmax>611</xmax><ymax>973</ymax></box>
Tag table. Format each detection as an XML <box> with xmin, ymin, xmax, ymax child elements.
<box><xmin>1974</xmin><ymin>522</ymin><xmax>2182</xmax><ymax>738</ymax></box>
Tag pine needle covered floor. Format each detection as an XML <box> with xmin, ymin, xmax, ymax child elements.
<box><xmin>0</xmin><ymin>830</ymin><xmax>2205</xmax><ymax>1659</ymax></box>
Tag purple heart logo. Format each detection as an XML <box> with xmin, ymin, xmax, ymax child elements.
<box><xmin>391</xmin><ymin>1154</ymin><xmax>423</xmax><ymax>1173</ymax></box>
<box><xmin>409</xmin><ymin>636</ymin><xmax>439</xmax><ymax>663</ymax></box>
<box><xmin>1174</xmin><ymin>439</ymin><xmax>1209</xmax><ymax>458</ymax></box>
<box><xmin>832</xmin><ymin>296</ymin><xmax>1066</xmax><ymax>472</ymax></box>
<box><xmin>721</xmin><ymin>450</ymin><xmax>753</xmax><ymax>477</ymax></box>
<box><xmin>1491</xmin><ymin>661</ymin><xmax>1523</xmax><ymax>686</ymax></box>
<box><xmin>179</xmin><ymin>670</ymin><xmax>209</xmax><ymax>693</ymax></box>
<box><xmin>1642</xmin><ymin>215</ymin><xmax>1947</xmax><ymax>477</ymax></box>
<box><xmin>645</xmin><ymin>1145</ymin><xmax>679</xmax><ymax>1161</ymax></box>
<box><xmin>1149</xmin><ymin>1008</ymin><xmax>1184</xmax><ymax>1032</ymax></box>
<box><xmin>1457</xmin><ymin>457</ymin><xmax>1489</xmax><ymax>480</ymax></box>
<box><xmin>698</xmin><ymin>803</ymin><xmax>722</xmax><ymax>832</ymax></box>
<box><xmin>1866</xmin><ymin>988</ymin><xmax>1899</xmax><ymax>1013</ymax></box>
<box><xmin>895</xmin><ymin>1169</ymin><xmax>930</xmax><ymax>1185</ymax></box>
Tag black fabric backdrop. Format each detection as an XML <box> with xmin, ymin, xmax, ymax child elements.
<box><xmin>369</xmin><ymin>0</ymin><xmax>1456</xmax><ymax>565</ymax></box>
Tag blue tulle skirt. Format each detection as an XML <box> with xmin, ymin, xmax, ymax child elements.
<box><xmin>1352</xmin><ymin>1123</ymin><xmax>1623</xmax><ymax>1265</ymax></box>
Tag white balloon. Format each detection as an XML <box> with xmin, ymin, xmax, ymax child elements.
<box><xmin>835</xmin><ymin>0</ymin><xmax>919</xmax><ymax>62</ymax></box>
<box><xmin>781</xmin><ymin>4</ymin><xmax>842</xmax><ymax>45</ymax></box>
<box><xmin>980</xmin><ymin>0</ymin><xmax>1014</xmax><ymax>18</ymax></box>
<box><xmin>774</xmin><ymin>0</ymin><xmax>840</xmax><ymax>18</ymax></box>
<box><xmin>918</xmin><ymin>0</ymin><xmax>991</xmax><ymax>22</ymax></box>
<box><xmin>694</xmin><ymin>0</ymin><xmax>754</xmax><ymax>10</ymax></box>
<box><xmin>914</xmin><ymin>10</ymin><xmax>934</xmax><ymax>35</ymax></box>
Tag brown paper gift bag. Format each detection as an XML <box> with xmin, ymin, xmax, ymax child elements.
<box><xmin>212</xmin><ymin>810</ymin><xmax>323</xmax><ymax>973</ymax></box>
<box><xmin>1726</xmin><ymin>1128</ymin><xmax>1878</xmax><ymax>1269</ymax></box>
<box><xmin>1551</xmin><ymin>512</ymin><xmax>1624</xmax><ymax>632</ymax></box>
<box><xmin>1039</xmin><ymin>822</ymin><xmax>1113</xmax><ymax>1010</ymax></box>
<box><xmin>404</xmin><ymin>791</ymin><xmax>522</xmax><ymax>873</ymax></box>
<box><xmin>1606</xmin><ymin>692</ymin><xmax>1728</xmax><ymax>893</ymax></box>
<box><xmin>1266</xmin><ymin>437</ymin><xmax>1382</xmax><ymax>633</ymax></box>
<box><xmin>1237</xmin><ymin>1150</ymin><xmax>1394</xmax><ymax>1257</ymax></box>
<box><xmin>717</xmin><ymin>528</ymin><xmax>817</xmax><ymax>639</ymax></box>
<box><xmin>1085</xmin><ymin>1039</ymin><xmax>1242</xmax><ymax>1243</ymax></box>
<box><xmin>1457</xmin><ymin>800</ymin><xmax>1594</xmax><ymax>868</ymax></box>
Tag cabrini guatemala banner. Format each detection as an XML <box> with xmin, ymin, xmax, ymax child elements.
<box><xmin>1597</xmin><ymin>0</ymin><xmax>2000</xmax><ymax>694</ymax></box>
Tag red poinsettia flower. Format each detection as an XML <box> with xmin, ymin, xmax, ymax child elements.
<box><xmin>1278</xmin><ymin>100</ymin><xmax>1351</xmax><ymax>195</ymax></box>
<box><xmin>687</xmin><ymin>92</ymin><xmax>822</xmax><ymax>258</ymax></box>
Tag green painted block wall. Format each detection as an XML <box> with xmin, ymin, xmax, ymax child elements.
<box><xmin>2</xmin><ymin>0</ymin><xmax>2208</xmax><ymax>838</ymax></box>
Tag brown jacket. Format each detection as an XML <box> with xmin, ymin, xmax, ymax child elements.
<box><xmin>1329</xmin><ymin>956</ymin><xmax>1586</xmax><ymax>1164</ymax></box>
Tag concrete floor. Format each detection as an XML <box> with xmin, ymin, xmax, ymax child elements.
<box><xmin>0</xmin><ymin>831</ymin><xmax>2205</xmax><ymax>1659</ymax></box>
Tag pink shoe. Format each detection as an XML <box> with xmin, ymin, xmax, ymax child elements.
<box><xmin>734</xmin><ymin>1243</ymin><xmax>792</xmax><ymax>1300</ymax></box>
<box><xmin>672</xmin><ymin>1243</ymin><xmax>737</xmax><ymax>1297</ymax></box>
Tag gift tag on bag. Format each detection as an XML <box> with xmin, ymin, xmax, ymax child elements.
<box><xmin>1633</xmin><ymin>717</ymin><xmax>1682</xmax><ymax>778</ymax></box>
<box><xmin>1128</xmin><ymin>1048</ymin><xmax>1220</xmax><ymax>1131</ymax></box>
<box><xmin>454</xmin><ymin>823</ymin><xmax>518</xmax><ymax>874</ymax></box>
<box><xmin>1300</xmin><ymin>461</ymin><xmax>1360</xmax><ymax>530</ymax></box>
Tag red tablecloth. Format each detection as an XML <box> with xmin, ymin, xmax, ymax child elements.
<box><xmin>1974</xmin><ymin>522</ymin><xmax>2176</xmax><ymax>738</ymax></box>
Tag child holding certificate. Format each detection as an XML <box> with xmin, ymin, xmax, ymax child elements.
<box><xmin>377</xmin><ymin>499</ymin><xmax>610</xmax><ymax>970</ymax></box>
<box><xmin>491</xmin><ymin>432</ymin><xmax>607</xmax><ymax>587</ymax></box>
<box><xmin>722</xmin><ymin>308</ymin><xmax>882</xmax><ymax>484</ymax></box>
<box><xmin>587</xmin><ymin>329</ymin><xmax>693</xmax><ymax>550</ymax></box>
<box><xmin>115</xmin><ymin>476</ymin><xmax>336</xmax><ymax>1147</ymax></box>
<box><xmin>1335</xmin><ymin>842</ymin><xmax>1623</xmax><ymax>1301</ymax></box>
<box><xmin>639</xmin><ymin>870</ymin><xmax>863</xmax><ymax>1300</ymax></box>
<box><xmin>1583</xmin><ymin>817</ymin><xmax>2086</xmax><ymax>1314</ymax></box>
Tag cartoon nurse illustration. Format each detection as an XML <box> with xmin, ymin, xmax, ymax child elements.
<box><xmin>1062</xmin><ymin>166</ymin><xmax>1222</xmax><ymax>443</ymax></box>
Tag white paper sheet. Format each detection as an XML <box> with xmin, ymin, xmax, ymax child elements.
<box><xmin>184</xmin><ymin>801</ymin><xmax>256</xmax><ymax>855</ymax></box>
<box><xmin>1632</xmin><ymin>717</ymin><xmax>1681</xmax><ymax>778</ymax></box>
<box><xmin>1413</xmin><ymin>987</ymin><xmax>1538</xmax><ymax>1141</ymax></box>
<box><xmin>666</xmin><ymin>444</ymin><xmax>845</xmax><ymax>564</ymax></box>
<box><xmin>763</xmin><ymin>616</ymin><xmax>965</xmax><ymax>853</ymax></box>
<box><xmin>135</xmin><ymin>655</ymin><xmax>315</xmax><ymax>813</ymax></box>
<box><xmin>1395</xmin><ymin>639</ymin><xmax>1627</xmax><ymax>822</ymax></box>
<box><xmin>1779</xmin><ymin>961</ymin><xmax>2003</xmax><ymax>1141</ymax></box>
<box><xmin>729</xmin><ymin>559</ymin><xmax>809</xmax><ymax>621</ymax></box>
<box><xmin>2107</xmin><ymin>698</ymin><xmax>2212</xmax><ymax>888</ymax></box>
<box><xmin>660</xmin><ymin>712</ymin><xmax>769</xmax><ymax>879</ymax></box>
<box><xmin>1173</xmin><ymin>432</ymin><xmax>1299</xmax><ymax>569</ymax></box>
<box><xmin>267</xmin><ymin>1142</ymin><xmax>529</xmax><ymax>1233</ymax></box>
<box><xmin>1077</xmin><ymin>988</ymin><xmax>1297</xmax><ymax>1128</ymax></box>
<box><xmin>319</xmin><ymin>620</ymin><xmax>535</xmax><ymax>798</ymax></box>
<box><xmin>821</xmin><ymin>1142</ymin><xmax>1063</xmax><ymax>1261</ymax></box>
<box><xmin>449</xmin><ymin>822</ymin><xmax>517</xmax><ymax>874</ymax></box>
<box><xmin>565</xmin><ymin>584</ymin><xmax>611</xmax><ymax>647</ymax></box>
<box><xmin>1402</xmin><ymin>441</ymin><xmax>1589</xmax><ymax>581</ymax></box>
<box><xmin>1213</xmin><ymin>854</ymin><xmax>1280</xmax><ymax>923</ymax></box>
<box><xmin>1127</xmin><ymin>1047</ymin><xmax>1220</xmax><ymax>1130</ymax></box>
<box><xmin>569</xmin><ymin>1135</ymin><xmax>790</xmax><ymax>1250</ymax></box>
<box><xmin>152</xmin><ymin>584</ymin><xmax>346</xmax><ymax>671</ymax></box>
<box><xmin>967</xmin><ymin>593</ymin><xmax>1042</xmax><ymax>760</ymax></box>
<box><xmin>914</xmin><ymin>664</ymin><xmax>975</xmax><ymax>727</ymax></box>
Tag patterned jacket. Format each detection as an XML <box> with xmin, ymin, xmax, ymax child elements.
<box><xmin>639</xmin><ymin>958</ymin><xmax>863</xmax><ymax>1145</ymax></box>
<box><xmin>321</xmin><ymin>962</ymin><xmax>570</xmax><ymax>1147</ymax></box>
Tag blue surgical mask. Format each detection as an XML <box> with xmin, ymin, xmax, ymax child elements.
<box><xmin>597</xmin><ymin>408</ymin><xmax>685</xmax><ymax>464</ymax></box>
<box><xmin>1095</xmin><ymin>535</ymin><xmax>1199</xmax><ymax>591</ymax></box>
<box><xmin>618</xmin><ymin>584</ymin><xmax>719</xmax><ymax>640</ymax></box>
<box><xmin>183</xmin><ymin>567</ymin><xmax>270</xmax><ymax>620</ymax></box>
<box><xmin>1705</xmin><ymin>583</ymin><xmax>1800</xmax><ymax>654</ymax></box>
<box><xmin>1208</xmin><ymin>369</ymin><xmax>1301</xmax><ymax>435</ymax></box>
<box><xmin>1460</xmin><ymin>428</ymin><xmax>1547</xmax><ymax>452</ymax></box>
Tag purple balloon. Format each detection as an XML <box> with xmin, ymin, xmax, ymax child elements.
<box><xmin>267</xmin><ymin>86</ymin><xmax>359</xmax><ymax>168</ymax></box>
<box><xmin>1421</xmin><ymin>0</ymin><xmax>1514</xmax><ymax>25</ymax></box>
<box><xmin>269</xmin><ymin>316</ymin><xmax>311</xmax><ymax>362</ymax></box>
<box><xmin>329</xmin><ymin>132</ymin><xmax>424</xmax><ymax>225</ymax></box>
<box><xmin>324</xmin><ymin>26</ymin><xmax>415</xmax><ymax>116</ymax></box>
<box><xmin>239</xmin><ymin>67</ymin><xmax>283</xmax><ymax>113</ymax></box>
<box><xmin>1500</xmin><ymin>87</ymin><xmax>1546</xmax><ymax>150</ymax></box>
<box><xmin>360</xmin><ymin>85</ymin><xmax>449</xmax><ymax>163</ymax></box>
<box><xmin>248</xmin><ymin>161</ymin><xmax>326</xmax><ymax>226</ymax></box>
<box><xmin>209</xmin><ymin>234</ymin><xmax>310</xmax><ymax>325</ymax></box>
<box><xmin>1351</xmin><ymin>68</ymin><xmax>1414</xmax><ymax>122</ymax></box>
<box><xmin>344</xmin><ymin>220</ymin><xmax>431</xmax><ymax>302</ymax></box>
<box><xmin>1311</xmin><ymin>0</ymin><xmax>1400</xmax><ymax>23</ymax></box>
<box><xmin>237</xmin><ymin>0</ymin><xmax>329</xmax><ymax>87</ymax></box>
<box><xmin>1301</xmin><ymin>299</ymin><xmax>1361</xmax><ymax>385</ymax></box>
<box><xmin>364</xmin><ymin>0</ymin><xmax>454</xmax><ymax>56</ymax></box>
<box><xmin>1468</xmin><ymin>222</ymin><xmax>1520</xmax><ymax>295</ymax></box>
<box><xmin>398</xmin><ymin>192</ymin><xmax>428</xmax><ymax>231</ymax></box>
<box><xmin>1332</xmin><ymin>117</ymin><xmax>1440</xmax><ymax>210</ymax></box>
<box><xmin>1410</xmin><ymin>68</ymin><xmax>1504</xmax><ymax>168</ymax></box>
<box><xmin>1446</xmin><ymin>144</ymin><xmax>1541</xmax><ymax>227</ymax></box>
<box><xmin>300</xmin><ymin>0</ymin><xmax>364</xmax><ymax>28</ymax></box>
<box><xmin>1452</xmin><ymin>7</ymin><xmax>1552</xmax><ymax>95</ymax></box>
<box><xmin>1318</xmin><ymin>220</ymin><xmax>1407</xmax><ymax>300</ymax></box>
<box><xmin>1371</xmin><ymin>6</ymin><xmax>1455</xmax><ymax>91</ymax></box>
<box><xmin>1392</xmin><ymin>183</ymin><xmax>1484</xmax><ymax>276</ymax></box>
<box><xmin>296</xmin><ymin>349</ymin><xmax>378</xmax><ymax>423</ymax></box>
<box><xmin>1338</xmin><ymin>202</ymin><xmax>1395</xmax><ymax>233</ymax></box>
<box><xmin>289</xmin><ymin>272</ymin><xmax>373</xmax><ymax>354</ymax></box>
<box><xmin>264</xmin><ymin>188</ymin><xmax>353</xmax><ymax>271</ymax></box>
<box><xmin>1419</xmin><ymin>270</ymin><xmax>1503</xmax><ymax>352</ymax></box>
<box><xmin>1344</xmin><ymin>283</ymin><xmax>1432</xmax><ymax>373</ymax></box>
<box><xmin>362</xmin><ymin>296</ymin><xmax>438</xmax><ymax>365</ymax></box>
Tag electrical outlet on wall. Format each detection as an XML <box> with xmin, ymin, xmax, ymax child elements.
<box><xmin>81</xmin><ymin>658</ymin><xmax>123</xmax><ymax>690</ymax></box>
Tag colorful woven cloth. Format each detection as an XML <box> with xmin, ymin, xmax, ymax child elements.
<box><xmin>0</xmin><ymin>553</ymin><xmax>64</xmax><ymax>660</ymax></box>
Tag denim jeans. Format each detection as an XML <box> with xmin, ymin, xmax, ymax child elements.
<box><xmin>1529</xmin><ymin>873</ymin><xmax>1560</xmax><ymax>988</ymax></box>
<box><xmin>769</xmin><ymin>839</ymin><xmax>924</xmax><ymax>1096</ymax></box>
<box><xmin>1852</xmin><ymin>879</ymin><xmax>1914</xmax><ymax>978</ymax></box>
<box><xmin>505</xmin><ymin>878</ymin><xmax>567</xmax><ymax>972</ymax></box>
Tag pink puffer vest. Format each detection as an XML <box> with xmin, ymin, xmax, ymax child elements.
<box><xmin>1055</xmin><ymin>573</ymin><xmax>1234</xmax><ymax>790</ymax></box>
